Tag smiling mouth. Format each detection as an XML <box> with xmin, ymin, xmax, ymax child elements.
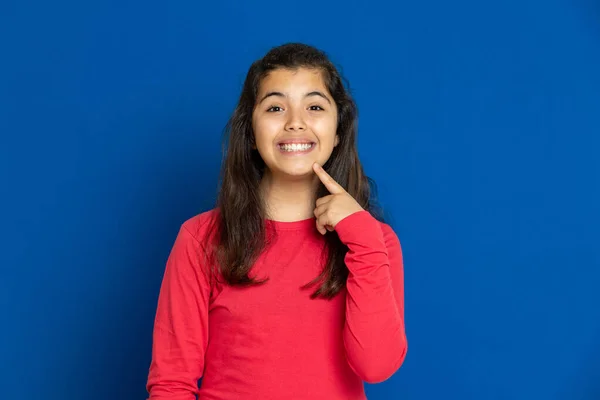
<box><xmin>277</xmin><ymin>142</ymin><xmax>316</xmax><ymax>153</ymax></box>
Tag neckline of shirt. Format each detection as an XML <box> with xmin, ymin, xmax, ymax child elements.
<box><xmin>265</xmin><ymin>216</ymin><xmax>317</xmax><ymax>231</ymax></box>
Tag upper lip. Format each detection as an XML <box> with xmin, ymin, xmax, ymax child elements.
<box><xmin>277</xmin><ymin>139</ymin><xmax>315</xmax><ymax>145</ymax></box>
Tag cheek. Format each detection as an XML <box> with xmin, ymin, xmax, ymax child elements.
<box><xmin>313</xmin><ymin>117</ymin><xmax>338</xmax><ymax>146</ymax></box>
<box><xmin>253</xmin><ymin>117</ymin><xmax>280</xmax><ymax>149</ymax></box>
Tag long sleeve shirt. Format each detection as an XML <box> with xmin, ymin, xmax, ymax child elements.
<box><xmin>146</xmin><ymin>209</ymin><xmax>407</xmax><ymax>400</ymax></box>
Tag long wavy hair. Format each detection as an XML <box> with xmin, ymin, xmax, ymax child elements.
<box><xmin>209</xmin><ymin>42</ymin><xmax>383</xmax><ymax>299</ymax></box>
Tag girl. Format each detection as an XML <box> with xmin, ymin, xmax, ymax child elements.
<box><xmin>146</xmin><ymin>43</ymin><xmax>407</xmax><ymax>400</ymax></box>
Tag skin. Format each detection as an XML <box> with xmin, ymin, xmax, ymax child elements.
<box><xmin>312</xmin><ymin>162</ymin><xmax>364</xmax><ymax>235</ymax></box>
<box><xmin>252</xmin><ymin>67</ymin><xmax>364</xmax><ymax>234</ymax></box>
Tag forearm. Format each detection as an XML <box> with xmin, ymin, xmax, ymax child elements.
<box><xmin>336</xmin><ymin>211</ymin><xmax>408</xmax><ymax>383</ymax></box>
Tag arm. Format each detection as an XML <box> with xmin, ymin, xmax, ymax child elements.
<box><xmin>335</xmin><ymin>210</ymin><xmax>407</xmax><ymax>383</ymax></box>
<box><xmin>146</xmin><ymin>223</ymin><xmax>211</xmax><ymax>400</ymax></box>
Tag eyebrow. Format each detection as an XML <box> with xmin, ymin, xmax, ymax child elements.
<box><xmin>258</xmin><ymin>90</ymin><xmax>332</xmax><ymax>105</ymax></box>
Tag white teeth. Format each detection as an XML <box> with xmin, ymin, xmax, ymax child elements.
<box><xmin>279</xmin><ymin>143</ymin><xmax>313</xmax><ymax>152</ymax></box>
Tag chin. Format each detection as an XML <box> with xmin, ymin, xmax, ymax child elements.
<box><xmin>271</xmin><ymin>162</ymin><xmax>315</xmax><ymax>178</ymax></box>
<box><xmin>283</xmin><ymin>167</ymin><xmax>314</xmax><ymax>178</ymax></box>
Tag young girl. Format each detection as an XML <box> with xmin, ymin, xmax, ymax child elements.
<box><xmin>146</xmin><ymin>43</ymin><xmax>407</xmax><ymax>400</ymax></box>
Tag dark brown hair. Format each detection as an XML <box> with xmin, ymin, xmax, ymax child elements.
<box><xmin>210</xmin><ymin>42</ymin><xmax>383</xmax><ymax>299</ymax></box>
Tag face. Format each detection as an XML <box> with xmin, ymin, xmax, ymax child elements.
<box><xmin>252</xmin><ymin>68</ymin><xmax>339</xmax><ymax>179</ymax></box>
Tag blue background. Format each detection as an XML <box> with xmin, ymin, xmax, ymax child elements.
<box><xmin>1</xmin><ymin>1</ymin><xmax>599</xmax><ymax>399</ymax></box>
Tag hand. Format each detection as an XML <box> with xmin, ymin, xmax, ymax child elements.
<box><xmin>313</xmin><ymin>163</ymin><xmax>365</xmax><ymax>235</ymax></box>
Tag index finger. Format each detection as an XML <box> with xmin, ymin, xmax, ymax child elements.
<box><xmin>313</xmin><ymin>163</ymin><xmax>345</xmax><ymax>194</ymax></box>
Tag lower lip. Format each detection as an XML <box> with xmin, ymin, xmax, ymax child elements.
<box><xmin>276</xmin><ymin>143</ymin><xmax>316</xmax><ymax>155</ymax></box>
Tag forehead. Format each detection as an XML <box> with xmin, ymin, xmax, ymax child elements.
<box><xmin>258</xmin><ymin>68</ymin><xmax>328</xmax><ymax>93</ymax></box>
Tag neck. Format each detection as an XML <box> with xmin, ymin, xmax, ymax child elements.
<box><xmin>260</xmin><ymin>171</ymin><xmax>320</xmax><ymax>222</ymax></box>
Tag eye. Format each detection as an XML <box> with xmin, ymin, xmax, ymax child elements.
<box><xmin>309</xmin><ymin>105</ymin><xmax>324</xmax><ymax>111</ymax></box>
<box><xmin>267</xmin><ymin>106</ymin><xmax>283</xmax><ymax>112</ymax></box>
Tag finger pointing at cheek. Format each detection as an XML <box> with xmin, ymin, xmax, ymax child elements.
<box><xmin>312</xmin><ymin>163</ymin><xmax>365</xmax><ymax>234</ymax></box>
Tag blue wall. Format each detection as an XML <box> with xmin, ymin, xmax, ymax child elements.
<box><xmin>1</xmin><ymin>1</ymin><xmax>599</xmax><ymax>399</ymax></box>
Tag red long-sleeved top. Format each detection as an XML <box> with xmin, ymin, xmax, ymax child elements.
<box><xmin>146</xmin><ymin>209</ymin><xmax>407</xmax><ymax>400</ymax></box>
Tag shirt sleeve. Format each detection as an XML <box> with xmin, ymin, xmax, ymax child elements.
<box><xmin>335</xmin><ymin>210</ymin><xmax>408</xmax><ymax>383</ymax></box>
<box><xmin>146</xmin><ymin>223</ymin><xmax>211</xmax><ymax>400</ymax></box>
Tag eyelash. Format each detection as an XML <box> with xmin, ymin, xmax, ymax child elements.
<box><xmin>266</xmin><ymin>105</ymin><xmax>324</xmax><ymax>112</ymax></box>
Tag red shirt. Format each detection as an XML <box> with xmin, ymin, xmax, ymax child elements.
<box><xmin>146</xmin><ymin>209</ymin><xmax>407</xmax><ymax>400</ymax></box>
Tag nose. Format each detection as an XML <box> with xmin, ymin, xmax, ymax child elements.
<box><xmin>284</xmin><ymin>109</ymin><xmax>306</xmax><ymax>131</ymax></box>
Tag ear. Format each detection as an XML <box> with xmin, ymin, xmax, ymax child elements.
<box><xmin>334</xmin><ymin>135</ymin><xmax>339</xmax><ymax>147</ymax></box>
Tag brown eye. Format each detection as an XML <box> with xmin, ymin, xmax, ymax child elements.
<box><xmin>267</xmin><ymin>106</ymin><xmax>283</xmax><ymax>112</ymax></box>
<box><xmin>309</xmin><ymin>105</ymin><xmax>324</xmax><ymax>111</ymax></box>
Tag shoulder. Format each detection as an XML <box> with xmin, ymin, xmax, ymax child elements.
<box><xmin>378</xmin><ymin>220</ymin><xmax>398</xmax><ymax>240</ymax></box>
<box><xmin>180</xmin><ymin>208</ymin><xmax>221</xmax><ymax>245</ymax></box>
